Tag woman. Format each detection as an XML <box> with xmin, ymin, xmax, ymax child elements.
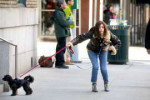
<box><xmin>67</xmin><ymin>21</ymin><xmax>121</xmax><ymax>92</ymax></box>
<box><xmin>103</xmin><ymin>4</ymin><xmax>116</xmax><ymax>25</ymax></box>
<box><xmin>53</xmin><ymin>0</ymin><xmax>74</xmax><ymax>69</ymax></box>
<box><xmin>64</xmin><ymin>0</ymin><xmax>76</xmax><ymax>65</ymax></box>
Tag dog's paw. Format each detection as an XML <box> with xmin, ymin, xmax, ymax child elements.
<box><xmin>11</xmin><ymin>94</ymin><xmax>17</xmax><ymax>96</ymax></box>
<box><xmin>26</xmin><ymin>93</ymin><xmax>32</xmax><ymax>95</ymax></box>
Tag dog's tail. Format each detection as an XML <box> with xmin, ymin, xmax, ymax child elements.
<box><xmin>24</xmin><ymin>75</ymin><xmax>34</xmax><ymax>83</ymax></box>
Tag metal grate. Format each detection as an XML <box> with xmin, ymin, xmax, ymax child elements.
<box><xmin>129</xmin><ymin>3</ymin><xmax>150</xmax><ymax>46</ymax></box>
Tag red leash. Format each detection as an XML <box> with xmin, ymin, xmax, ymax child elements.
<box><xmin>20</xmin><ymin>46</ymin><xmax>74</xmax><ymax>77</ymax></box>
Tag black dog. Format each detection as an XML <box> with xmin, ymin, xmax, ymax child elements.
<box><xmin>2</xmin><ymin>75</ymin><xmax>34</xmax><ymax>96</ymax></box>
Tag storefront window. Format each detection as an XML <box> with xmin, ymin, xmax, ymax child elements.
<box><xmin>41</xmin><ymin>0</ymin><xmax>56</xmax><ymax>38</ymax></box>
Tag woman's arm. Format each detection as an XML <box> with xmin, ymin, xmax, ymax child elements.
<box><xmin>110</xmin><ymin>33</ymin><xmax>121</xmax><ymax>50</ymax></box>
<box><xmin>71</xmin><ymin>27</ymin><xmax>94</xmax><ymax>45</ymax></box>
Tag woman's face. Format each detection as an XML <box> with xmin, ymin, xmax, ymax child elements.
<box><xmin>99</xmin><ymin>24</ymin><xmax>105</xmax><ymax>35</ymax></box>
<box><xmin>61</xmin><ymin>2</ymin><xmax>67</xmax><ymax>9</ymax></box>
<box><xmin>68</xmin><ymin>0</ymin><xmax>74</xmax><ymax>6</ymax></box>
<box><xmin>109</xmin><ymin>6</ymin><xmax>113</xmax><ymax>12</ymax></box>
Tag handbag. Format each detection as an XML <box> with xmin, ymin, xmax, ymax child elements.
<box><xmin>38</xmin><ymin>55</ymin><xmax>54</xmax><ymax>68</ymax></box>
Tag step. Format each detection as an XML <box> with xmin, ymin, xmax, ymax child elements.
<box><xmin>0</xmin><ymin>84</ymin><xmax>4</xmax><ymax>93</ymax></box>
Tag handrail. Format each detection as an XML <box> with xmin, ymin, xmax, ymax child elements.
<box><xmin>0</xmin><ymin>37</ymin><xmax>18</xmax><ymax>78</ymax></box>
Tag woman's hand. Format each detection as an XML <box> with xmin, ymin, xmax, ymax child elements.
<box><xmin>67</xmin><ymin>42</ymin><xmax>73</xmax><ymax>49</ymax></box>
<box><xmin>108</xmin><ymin>46</ymin><xmax>117</xmax><ymax>55</ymax></box>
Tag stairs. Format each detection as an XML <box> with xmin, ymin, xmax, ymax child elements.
<box><xmin>0</xmin><ymin>84</ymin><xmax>3</xmax><ymax>93</ymax></box>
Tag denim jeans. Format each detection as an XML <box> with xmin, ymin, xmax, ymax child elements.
<box><xmin>88</xmin><ymin>50</ymin><xmax>108</xmax><ymax>84</ymax></box>
<box><xmin>55</xmin><ymin>37</ymin><xmax>66</xmax><ymax>66</ymax></box>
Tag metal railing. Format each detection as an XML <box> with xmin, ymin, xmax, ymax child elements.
<box><xmin>0</xmin><ymin>37</ymin><xmax>18</xmax><ymax>78</ymax></box>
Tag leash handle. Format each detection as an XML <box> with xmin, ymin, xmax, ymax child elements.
<box><xmin>67</xmin><ymin>46</ymin><xmax>74</xmax><ymax>54</ymax></box>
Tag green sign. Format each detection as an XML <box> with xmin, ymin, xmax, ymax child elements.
<box><xmin>72</xmin><ymin>0</ymin><xmax>78</xmax><ymax>9</ymax></box>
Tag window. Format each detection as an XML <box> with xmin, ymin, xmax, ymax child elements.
<box><xmin>18</xmin><ymin>0</ymin><xmax>26</xmax><ymax>7</ymax></box>
<box><xmin>41</xmin><ymin>0</ymin><xmax>56</xmax><ymax>38</ymax></box>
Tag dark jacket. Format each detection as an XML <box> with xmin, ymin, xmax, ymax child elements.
<box><xmin>53</xmin><ymin>7</ymin><xmax>73</xmax><ymax>38</ymax></box>
<box><xmin>71</xmin><ymin>27</ymin><xmax>121</xmax><ymax>53</ymax></box>
<box><xmin>103</xmin><ymin>10</ymin><xmax>113</xmax><ymax>25</ymax></box>
<box><xmin>145</xmin><ymin>19</ymin><xmax>150</xmax><ymax>49</ymax></box>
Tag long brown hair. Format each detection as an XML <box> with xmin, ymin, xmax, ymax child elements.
<box><xmin>94</xmin><ymin>21</ymin><xmax>109</xmax><ymax>38</ymax></box>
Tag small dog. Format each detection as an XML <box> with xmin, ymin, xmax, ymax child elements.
<box><xmin>2</xmin><ymin>75</ymin><xmax>34</xmax><ymax>96</ymax></box>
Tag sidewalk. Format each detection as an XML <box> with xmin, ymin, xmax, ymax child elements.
<box><xmin>0</xmin><ymin>40</ymin><xmax>150</xmax><ymax>100</ymax></box>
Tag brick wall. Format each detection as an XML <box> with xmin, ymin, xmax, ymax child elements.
<box><xmin>0</xmin><ymin>0</ymin><xmax>37</xmax><ymax>8</ymax></box>
<box><xmin>0</xmin><ymin>0</ymin><xmax>18</xmax><ymax>8</ymax></box>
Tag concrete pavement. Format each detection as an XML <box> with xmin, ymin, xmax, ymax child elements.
<box><xmin>0</xmin><ymin>40</ymin><xmax>150</xmax><ymax>100</ymax></box>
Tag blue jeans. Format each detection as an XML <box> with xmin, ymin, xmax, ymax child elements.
<box><xmin>88</xmin><ymin>50</ymin><xmax>108</xmax><ymax>84</ymax></box>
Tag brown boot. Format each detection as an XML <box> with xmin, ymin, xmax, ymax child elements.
<box><xmin>65</xmin><ymin>52</ymin><xmax>74</xmax><ymax>65</ymax></box>
<box><xmin>65</xmin><ymin>61</ymin><xmax>74</xmax><ymax>65</ymax></box>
